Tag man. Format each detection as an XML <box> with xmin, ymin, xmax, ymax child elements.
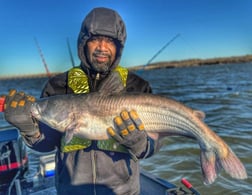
<box><xmin>4</xmin><ymin>7</ymin><xmax>158</xmax><ymax>195</ymax></box>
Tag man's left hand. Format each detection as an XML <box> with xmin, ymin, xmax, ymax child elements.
<box><xmin>107</xmin><ymin>110</ymin><xmax>148</xmax><ymax>158</ymax></box>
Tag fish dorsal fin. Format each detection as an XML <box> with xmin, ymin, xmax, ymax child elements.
<box><xmin>193</xmin><ymin>110</ymin><xmax>206</xmax><ymax>121</ymax></box>
<box><xmin>97</xmin><ymin>71</ymin><xmax>125</xmax><ymax>95</ymax></box>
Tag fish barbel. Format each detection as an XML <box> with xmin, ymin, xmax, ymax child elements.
<box><xmin>30</xmin><ymin>72</ymin><xmax>247</xmax><ymax>185</ymax></box>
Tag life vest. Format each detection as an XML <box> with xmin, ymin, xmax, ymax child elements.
<box><xmin>61</xmin><ymin>66</ymin><xmax>128</xmax><ymax>153</ymax></box>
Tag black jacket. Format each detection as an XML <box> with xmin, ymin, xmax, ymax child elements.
<box><xmin>32</xmin><ymin>69</ymin><xmax>155</xmax><ymax>195</ymax></box>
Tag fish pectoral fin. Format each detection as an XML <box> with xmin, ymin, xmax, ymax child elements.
<box><xmin>193</xmin><ymin>110</ymin><xmax>206</xmax><ymax>121</ymax></box>
<box><xmin>65</xmin><ymin>130</ymin><xmax>74</xmax><ymax>144</ymax></box>
<box><xmin>64</xmin><ymin>122</ymin><xmax>79</xmax><ymax>144</ymax></box>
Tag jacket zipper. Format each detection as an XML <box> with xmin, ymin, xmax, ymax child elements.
<box><xmin>90</xmin><ymin>73</ymin><xmax>100</xmax><ymax>194</ymax></box>
<box><xmin>92</xmin><ymin>73</ymin><xmax>100</xmax><ymax>90</ymax></box>
<box><xmin>91</xmin><ymin>149</ymin><xmax>97</xmax><ymax>194</ymax></box>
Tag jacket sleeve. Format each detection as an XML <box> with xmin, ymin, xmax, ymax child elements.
<box><xmin>126</xmin><ymin>71</ymin><xmax>152</xmax><ymax>93</ymax></box>
<box><xmin>40</xmin><ymin>72</ymin><xmax>71</xmax><ymax>97</ymax></box>
<box><xmin>138</xmin><ymin>136</ymin><xmax>157</xmax><ymax>159</ymax></box>
<box><xmin>27</xmin><ymin>122</ymin><xmax>62</xmax><ymax>152</ymax></box>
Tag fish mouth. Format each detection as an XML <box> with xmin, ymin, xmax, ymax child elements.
<box><xmin>30</xmin><ymin>102</ymin><xmax>41</xmax><ymax>119</ymax></box>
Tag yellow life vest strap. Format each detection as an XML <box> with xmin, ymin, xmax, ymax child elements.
<box><xmin>97</xmin><ymin>140</ymin><xmax>128</xmax><ymax>153</ymax></box>
<box><xmin>115</xmin><ymin>66</ymin><xmax>127</xmax><ymax>87</ymax></box>
<box><xmin>61</xmin><ymin>66</ymin><xmax>128</xmax><ymax>153</ymax></box>
<box><xmin>61</xmin><ymin>136</ymin><xmax>92</xmax><ymax>153</ymax></box>
<box><xmin>68</xmin><ymin>67</ymin><xmax>90</xmax><ymax>94</ymax></box>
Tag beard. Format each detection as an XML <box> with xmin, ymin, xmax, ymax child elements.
<box><xmin>89</xmin><ymin>50</ymin><xmax>114</xmax><ymax>73</ymax></box>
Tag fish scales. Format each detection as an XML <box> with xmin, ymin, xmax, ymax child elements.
<box><xmin>90</xmin><ymin>93</ymin><xmax>204</xmax><ymax>138</ymax></box>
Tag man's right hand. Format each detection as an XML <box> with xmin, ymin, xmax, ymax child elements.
<box><xmin>3</xmin><ymin>89</ymin><xmax>40</xmax><ymax>138</ymax></box>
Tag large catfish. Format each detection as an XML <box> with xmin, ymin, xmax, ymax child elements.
<box><xmin>30</xmin><ymin>72</ymin><xmax>247</xmax><ymax>185</ymax></box>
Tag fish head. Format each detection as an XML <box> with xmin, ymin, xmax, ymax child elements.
<box><xmin>30</xmin><ymin>97</ymin><xmax>72</xmax><ymax>133</ymax></box>
<box><xmin>30</xmin><ymin>100</ymin><xmax>47</xmax><ymax>121</ymax></box>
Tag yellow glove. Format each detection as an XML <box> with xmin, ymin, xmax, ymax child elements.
<box><xmin>107</xmin><ymin>110</ymin><xmax>147</xmax><ymax>159</ymax></box>
<box><xmin>4</xmin><ymin>89</ymin><xmax>39</xmax><ymax>138</ymax></box>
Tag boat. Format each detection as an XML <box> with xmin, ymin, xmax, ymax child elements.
<box><xmin>0</xmin><ymin>127</ymin><xmax>199</xmax><ymax>195</ymax></box>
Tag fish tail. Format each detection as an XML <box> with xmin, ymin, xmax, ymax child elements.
<box><xmin>200</xmin><ymin>148</ymin><xmax>247</xmax><ymax>185</ymax></box>
<box><xmin>219</xmin><ymin>148</ymin><xmax>247</xmax><ymax>180</ymax></box>
<box><xmin>200</xmin><ymin>150</ymin><xmax>218</xmax><ymax>184</ymax></box>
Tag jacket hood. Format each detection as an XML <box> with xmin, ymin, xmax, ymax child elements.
<box><xmin>78</xmin><ymin>7</ymin><xmax>127</xmax><ymax>74</ymax></box>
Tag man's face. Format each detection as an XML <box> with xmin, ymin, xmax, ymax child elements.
<box><xmin>86</xmin><ymin>35</ymin><xmax>117</xmax><ymax>73</ymax></box>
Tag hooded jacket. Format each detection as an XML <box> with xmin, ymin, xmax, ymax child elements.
<box><xmin>78</xmin><ymin>7</ymin><xmax>127</xmax><ymax>76</ymax></box>
<box><xmin>29</xmin><ymin>7</ymin><xmax>156</xmax><ymax>195</ymax></box>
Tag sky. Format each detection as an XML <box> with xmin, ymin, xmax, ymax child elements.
<box><xmin>1</xmin><ymin>0</ymin><xmax>252</xmax><ymax>76</ymax></box>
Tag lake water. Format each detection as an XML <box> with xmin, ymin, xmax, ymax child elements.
<box><xmin>1</xmin><ymin>63</ymin><xmax>252</xmax><ymax>194</ymax></box>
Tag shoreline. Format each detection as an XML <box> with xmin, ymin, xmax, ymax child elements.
<box><xmin>128</xmin><ymin>54</ymin><xmax>252</xmax><ymax>71</ymax></box>
<box><xmin>1</xmin><ymin>54</ymin><xmax>252</xmax><ymax>80</ymax></box>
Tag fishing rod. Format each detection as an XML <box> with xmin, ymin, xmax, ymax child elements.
<box><xmin>145</xmin><ymin>33</ymin><xmax>180</xmax><ymax>67</ymax></box>
<box><xmin>135</xmin><ymin>33</ymin><xmax>180</xmax><ymax>74</ymax></box>
<box><xmin>181</xmin><ymin>178</ymin><xmax>200</xmax><ymax>195</ymax></box>
<box><xmin>66</xmin><ymin>37</ymin><xmax>76</xmax><ymax>67</ymax></box>
<box><xmin>34</xmin><ymin>37</ymin><xmax>51</xmax><ymax>78</ymax></box>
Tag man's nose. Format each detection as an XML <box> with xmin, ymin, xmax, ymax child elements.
<box><xmin>97</xmin><ymin>39</ymin><xmax>107</xmax><ymax>50</ymax></box>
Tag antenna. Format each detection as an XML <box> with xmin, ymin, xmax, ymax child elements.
<box><xmin>145</xmin><ymin>33</ymin><xmax>180</xmax><ymax>67</ymax></box>
<box><xmin>34</xmin><ymin>37</ymin><xmax>51</xmax><ymax>78</ymax></box>
<box><xmin>67</xmin><ymin>37</ymin><xmax>75</xmax><ymax>67</ymax></box>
